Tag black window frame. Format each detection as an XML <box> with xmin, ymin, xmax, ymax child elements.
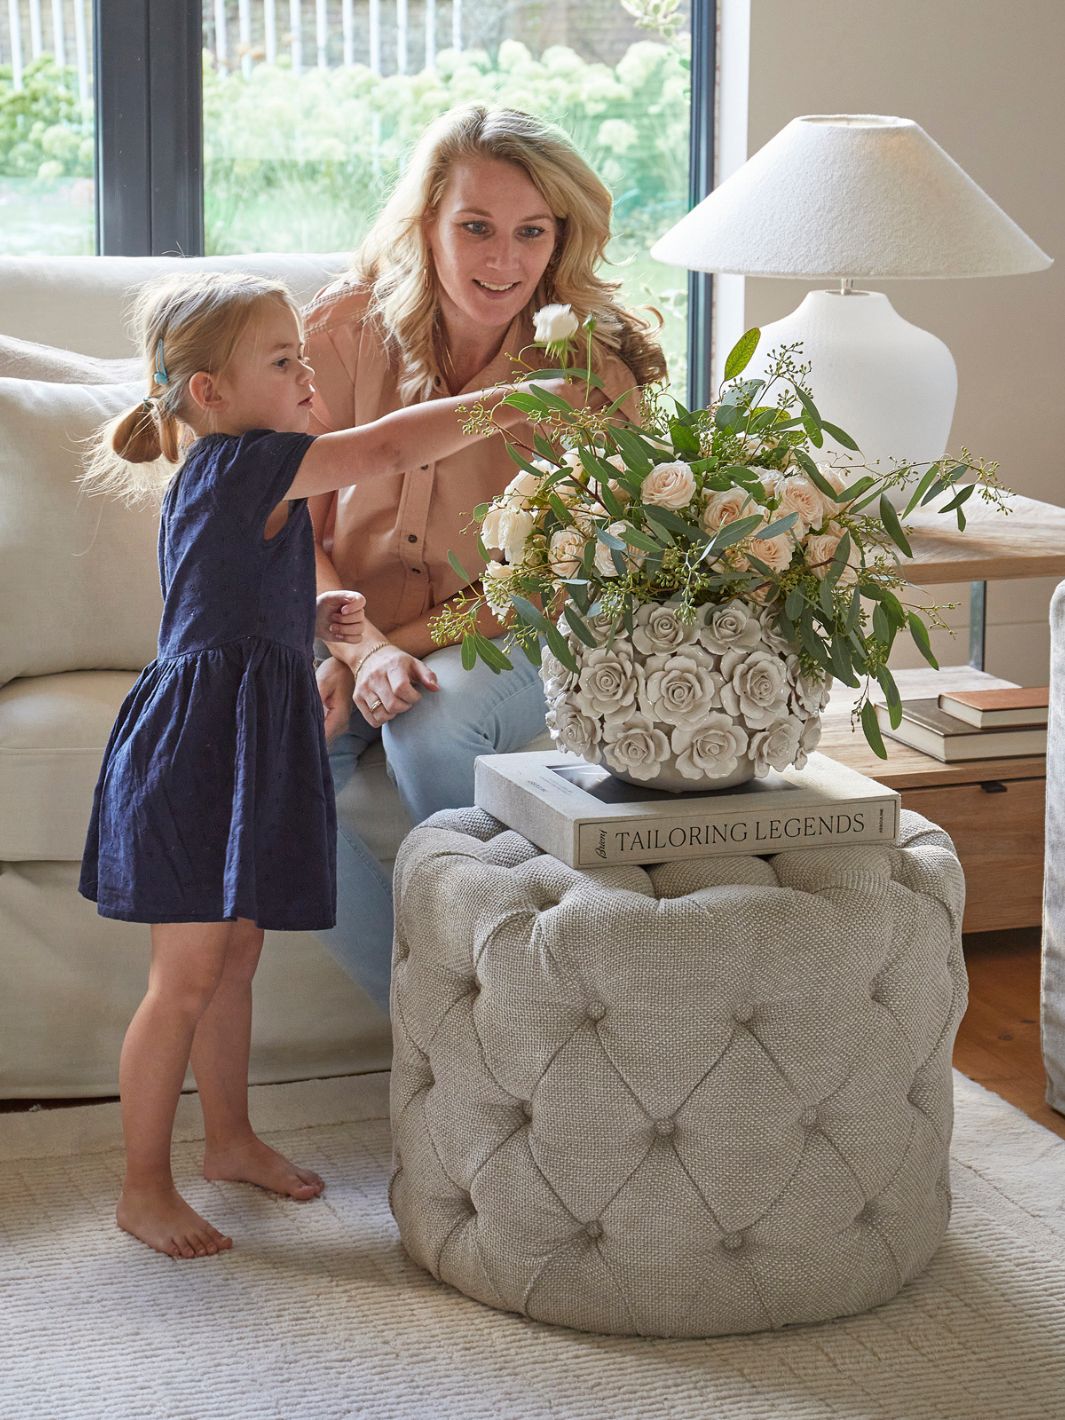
<box><xmin>93</xmin><ymin>0</ymin><xmax>715</xmax><ymax>402</ymax></box>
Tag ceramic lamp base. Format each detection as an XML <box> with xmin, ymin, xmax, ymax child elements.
<box><xmin>747</xmin><ymin>290</ymin><xmax>958</xmax><ymax>505</ymax></box>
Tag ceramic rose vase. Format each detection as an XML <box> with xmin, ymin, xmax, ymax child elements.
<box><xmin>540</xmin><ymin>599</ymin><xmax>831</xmax><ymax>793</ymax></box>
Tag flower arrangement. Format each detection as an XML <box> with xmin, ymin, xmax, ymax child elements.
<box><xmin>432</xmin><ymin>311</ymin><xmax>1005</xmax><ymax>779</ymax></box>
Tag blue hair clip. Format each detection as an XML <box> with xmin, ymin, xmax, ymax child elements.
<box><xmin>153</xmin><ymin>338</ymin><xmax>169</xmax><ymax>386</ymax></box>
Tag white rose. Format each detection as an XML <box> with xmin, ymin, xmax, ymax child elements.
<box><xmin>720</xmin><ymin>648</ymin><xmax>791</xmax><ymax>729</ymax></box>
<box><xmin>545</xmin><ymin>697</ymin><xmax>601</xmax><ymax>760</ymax></box>
<box><xmin>533</xmin><ymin>303</ymin><xmax>580</xmax><ymax>344</ymax></box>
<box><xmin>632</xmin><ymin>601</ymin><xmax>696</xmax><ymax>654</ymax></box>
<box><xmin>701</xmin><ymin>487</ymin><xmax>758</xmax><ymax>536</ymax></box>
<box><xmin>576</xmin><ymin>645</ymin><xmax>641</xmax><ymax>718</ymax></box>
<box><xmin>766</xmin><ymin>472</ymin><xmax>830</xmax><ymax>537</ymax></box>
<box><xmin>500</xmin><ymin>506</ymin><xmax>535</xmax><ymax>564</ymax></box>
<box><xmin>641</xmin><ymin>460</ymin><xmax>696</xmax><ymax>511</ymax></box>
<box><xmin>504</xmin><ymin>468</ymin><xmax>543</xmax><ymax>503</ymax></box>
<box><xmin>749</xmin><ymin>530</ymin><xmax>795</xmax><ymax>574</ymax></box>
<box><xmin>548</xmin><ymin>527</ymin><xmax>587</xmax><ymax>579</ymax></box>
<box><xmin>644</xmin><ymin>651</ymin><xmax>723</xmax><ymax>727</ymax></box>
<box><xmin>601</xmin><ymin>714</ymin><xmax>671</xmax><ymax>782</ymax></box>
<box><xmin>481</xmin><ymin>559</ymin><xmax>518</xmax><ymax>615</ymax></box>
<box><xmin>592</xmin><ymin>521</ymin><xmax>643</xmax><ymax>578</ymax></box>
<box><xmin>748</xmin><ymin>714</ymin><xmax>804</xmax><ymax>777</ymax></box>
<box><xmin>805</xmin><ymin>522</ymin><xmax>861</xmax><ymax>585</ymax></box>
<box><xmin>671</xmin><ymin>716</ymin><xmax>750</xmax><ymax>781</ymax></box>
<box><xmin>698</xmin><ymin>599</ymin><xmax>763</xmax><ymax>654</ymax></box>
<box><xmin>480</xmin><ymin>500</ymin><xmax>507</xmax><ymax>550</ymax></box>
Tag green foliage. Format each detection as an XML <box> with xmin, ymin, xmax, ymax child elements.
<box><xmin>0</xmin><ymin>58</ymin><xmax>92</xmax><ymax>180</ymax></box>
<box><xmin>434</xmin><ymin>331</ymin><xmax>1008</xmax><ymax>760</ymax></box>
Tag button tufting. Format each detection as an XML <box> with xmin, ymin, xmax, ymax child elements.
<box><xmin>800</xmin><ymin>1107</ymin><xmax>819</xmax><ymax>1128</ymax></box>
<box><xmin>733</xmin><ymin>1004</ymin><xmax>754</xmax><ymax>1024</ymax></box>
<box><xmin>585</xmin><ymin>1220</ymin><xmax>604</xmax><ymax>1240</ymax></box>
<box><xmin>521</xmin><ymin>1100</ymin><xmax>533</xmax><ymax>1119</ymax></box>
<box><xmin>653</xmin><ymin>1117</ymin><xmax>676</xmax><ymax>1136</ymax></box>
<box><xmin>722</xmin><ymin>1232</ymin><xmax>745</xmax><ymax>1251</ymax></box>
<box><xmin>586</xmin><ymin>1000</ymin><xmax>607</xmax><ymax>1022</ymax></box>
<box><xmin>395</xmin><ymin>940</ymin><xmax>410</xmax><ymax>962</ymax></box>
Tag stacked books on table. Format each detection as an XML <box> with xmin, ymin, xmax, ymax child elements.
<box><xmin>474</xmin><ymin>750</ymin><xmax>899</xmax><ymax>868</ymax></box>
<box><xmin>874</xmin><ymin>685</ymin><xmax>1049</xmax><ymax>763</ymax></box>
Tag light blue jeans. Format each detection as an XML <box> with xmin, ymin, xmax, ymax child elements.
<box><xmin>315</xmin><ymin>643</ymin><xmax>547</xmax><ymax>1013</ymax></box>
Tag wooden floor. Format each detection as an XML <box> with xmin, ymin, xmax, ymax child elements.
<box><xmin>954</xmin><ymin>925</ymin><xmax>1065</xmax><ymax>1140</ymax></box>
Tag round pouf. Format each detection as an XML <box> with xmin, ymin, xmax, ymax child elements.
<box><xmin>389</xmin><ymin>808</ymin><xmax>967</xmax><ymax>1337</ymax></box>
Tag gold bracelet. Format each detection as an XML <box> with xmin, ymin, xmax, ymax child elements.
<box><xmin>352</xmin><ymin>640</ymin><xmax>392</xmax><ymax>681</ymax></box>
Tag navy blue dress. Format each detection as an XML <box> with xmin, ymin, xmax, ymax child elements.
<box><xmin>79</xmin><ymin>430</ymin><xmax>337</xmax><ymax>930</ymax></box>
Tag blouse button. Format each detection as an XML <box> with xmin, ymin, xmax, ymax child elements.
<box><xmin>411</xmin><ymin>567</ymin><xmax>422</xmax><ymax>575</ymax></box>
<box><xmin>407</xmin><ymin>534</ymin><xmax>418</xmax><ymax>543</ymax></box>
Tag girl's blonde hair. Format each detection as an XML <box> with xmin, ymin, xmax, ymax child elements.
<box><xmin>83</xmin><ymin>271</ymin><xmax>299</xmax><ymax>504</ymax></box>
<box><xmin>353</xmin><ymin>104</ymin><xmax>667</xmax><ymax>402</ymax></box>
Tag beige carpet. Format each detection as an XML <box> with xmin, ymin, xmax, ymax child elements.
<box><xmin>1</xmin><ymin>1072</ymin><xmax>1064</xmax><ymax>1420</ymax></box>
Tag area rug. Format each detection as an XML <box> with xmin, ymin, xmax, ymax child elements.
<box><xmin>1</xmin><ymin>1072</ymin><xmax>1063</xmax><ymax>1420</ymax></box>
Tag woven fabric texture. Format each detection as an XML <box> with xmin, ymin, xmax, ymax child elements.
<box><xmin>390</xmin><ymin>807</ymin><xmax>967</xmax><ymax>1338</ymax></box>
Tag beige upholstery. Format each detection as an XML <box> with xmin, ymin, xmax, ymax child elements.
<box><xmin>390</xmin><ymin>807</ymin><xmax>968</xmax><ymax>1337</ymax></box>
<box><xmin>0</xmin><ymin>252</ymin><xmax>392</xmax><ymax>1097</ymax></box>
<box><xmin>1041</xmin><ymin>580</ymin><xmax>1065</xmax><ymax>1113</ymax></box>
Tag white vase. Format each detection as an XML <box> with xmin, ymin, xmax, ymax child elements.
<box><xmin>540</xmin><ymin>600</ymin><xmax>830</xmax><ymax>794</ymax></box>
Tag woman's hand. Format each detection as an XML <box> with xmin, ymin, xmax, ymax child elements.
<box><xmin>315</xmin><ymin>589</ymin><xmax>365</xmax><ymax>643</ymax></box>
<box><xmin>354</xmin><ymin>643</ymin><xmax>440</xmax><ymax>726</ymax></box>
<box><xmin>316</xmin><ymin>656</ymin><xmax>356</xmax><ymax>742</ymax></box>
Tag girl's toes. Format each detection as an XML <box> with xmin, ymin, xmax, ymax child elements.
<box><xmin>296</xmin><ymin>1167</ymin><xmax>325</xmax><ymax>1190</ymax></box>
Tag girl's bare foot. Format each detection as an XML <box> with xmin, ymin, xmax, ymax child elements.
<box><xmin>203</xmin><ymin>1134</ymin><xmax>325</xmax><ymax>1200</ymax></box>
<box><xmin>117</xmin><ymin>1183</ymin><xmax>233</xmax><ymax>1259</ymax></box>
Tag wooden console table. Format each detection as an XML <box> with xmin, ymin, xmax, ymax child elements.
<box><xmin>822</xmin><ymin>492</ymin><xmax>1065</xmax><ymax>934</ymax></box>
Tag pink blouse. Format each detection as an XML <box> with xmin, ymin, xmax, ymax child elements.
<box><xmin>303</xmin><ymin>278</ymin><xmax>637</xmax><ymax>634</ymax></box>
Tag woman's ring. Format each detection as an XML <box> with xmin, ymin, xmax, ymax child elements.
<box><xmin>368</xmin><ymin>697</ymin><xmax>382</xmax><ymax>713</ymax></box>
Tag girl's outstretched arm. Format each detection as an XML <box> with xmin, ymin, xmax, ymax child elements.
<box><xmin>285</xmin><ymin>380</ymin><xmax>575</xmax><ymax>501</ymax></box>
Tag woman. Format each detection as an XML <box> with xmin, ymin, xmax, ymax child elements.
<box><xmin>304</xmin><ymin>103</ymin><xmax>666</xmax><ymax>1011</ymax></box>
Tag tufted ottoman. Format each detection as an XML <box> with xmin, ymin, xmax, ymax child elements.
<box><xmin>389</xmin><ymin>807</ymin><xmax>967</xmax><ymax>1337</ymax></box>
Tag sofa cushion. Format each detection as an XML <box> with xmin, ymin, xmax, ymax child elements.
<box><xmin>0</xmin><ymin>376</ymin><xmax>161</xmax><ymax>685</ymax></box>
<box><xmin>0</xmin><ymin>671</ymin><xmax>137</xmax><ymax>860</ymax></box>
<box><xmin>0</xmin><ymin>335</ymin><xmax>141</xmax><ymax>384</ymax></box>
<box><xmin>0</xmin><ymin>252</ymin><xmax>350</xmax><ymax>358</ymax></box>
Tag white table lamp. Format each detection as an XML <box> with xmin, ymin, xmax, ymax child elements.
<box><xmin>651</xmin><ymin>115</ymin><xmax>1051</xmax><ymax>481</ymax></box>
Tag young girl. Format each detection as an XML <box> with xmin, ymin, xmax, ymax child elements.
<box><xmin>80</xmin><ymin>270</ymin><xmax>560</xmax><ymax>1260</ymax></box>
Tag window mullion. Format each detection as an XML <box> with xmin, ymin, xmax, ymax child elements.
<box><xmin>687</xmin><ymin>0</ymin><xmax>717</xmax><ymax>410</ymax></box>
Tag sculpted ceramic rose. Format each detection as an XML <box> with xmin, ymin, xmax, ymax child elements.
<box><xmin>698</xmin><ymin>599</ymin><xmax>763</xmax><ymax>654</ymax></box>
<box><xmin>720</xmin><ymin>647</ymin><xmax>791</xmax><ymax>729</ymax></box>
<box><xmin>576</xmin><ymin>644</ymin><xmax>642</xmax><ymax>718</ymax></box>
<box><xmin>601</xmin><ymin>713</ymin><xmax>671</xmax><ymax>782</ymax></box>
<box><xmin>546</xmin><ymin>698</ymin><xmax>600</xmax><ymax>758</ymax></box>
<box><xmin>631</xmin><ymin>601</ymin><xmax>696</xmax><ymax>654</ymax></box>
<box><xmin>641</xmin><ymin>460</ymin><xmax>696</xmax><ymax>510</ymax></box>
<box><xmin>671</xmin><ymin>715</ymin><xmax>750</xmax><ymax>781</ymax></box>
<box><xmin>644</xmin><ymin>651</ymin><xmax>723</xmax><ymax>727</ymax></box>
<box><xmin>749</xmin><ymin>715</ymin><xmax>804</xmax><ymax>776</ymax></box>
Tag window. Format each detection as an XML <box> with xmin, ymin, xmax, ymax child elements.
<box><xmin>201</xmin><ymin>0</ymin><xmax>694</xmax><ymax>390</ymax></box>
<box><xmin>0</xmin><ymin>0</ymin><xmax>95</xmax><ymax>255</ymax></box>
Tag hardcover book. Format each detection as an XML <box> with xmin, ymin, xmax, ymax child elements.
<box><xmin>474</xmin><ymin>751</ymin><xmax>900</xmax><ymax>868</ymax></box>
<box><xmin>937</xmin><ymin>685</ymin><xmax>1049</xmax><ymax>729</ymax></box>
<box><xmin>876</xmin><ymin>697</ymin><xmax>1048</xmax><ymax>761</ymax></box>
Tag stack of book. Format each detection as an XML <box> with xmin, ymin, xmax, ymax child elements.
<box><xmin>475</xmin><ymin>750</ymin><xmax>899</xmax><ymax>869</ymax></box>
<box><xmin>874</xmin><ymin>685</ymin><xmax>1049</xmax><ymax>762</ymax></box>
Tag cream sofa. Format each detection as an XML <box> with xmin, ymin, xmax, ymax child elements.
<box><xmin>0</xmin><ymin>252</ymin><xmax>404</xmax><ymax>1097</ymax></box>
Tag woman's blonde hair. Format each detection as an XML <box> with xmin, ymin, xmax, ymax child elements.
<box><xmin>83</xmin><ymin>271</ymin><xmax>299</xmax><ymax>504</ymax></box>
<box><xmin>353</xmin><ymin>104</ymin><xmax>667</xmax><ymax>402</ymax></box>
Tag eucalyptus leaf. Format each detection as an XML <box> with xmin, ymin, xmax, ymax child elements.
<box><xmin>861</xmin><ymin>701</ymin><xmax>888</xmax><ymax>759</ymax></box>
<box><xmin>819</xmin><ymin>419</ymin><xmax>859</xmax><ymax>451</ymax></box>
<box><xmin>878</xmin><ymin>495</ymin><xmax>913</xmax><ymax>559</ymax></box>
<box><xmin>447</xmin><ymin>550</ymin><xmax>473</xmax><ymax>584</ymax></box>
<box><xmin>723</xmin><ymin>327</ymin><xmax>761</xmax><ymax>380</ymax></box>
<box><xmin>907</xmin><ymin>611</ymin><xmax>939</xmax><ymax>668</ymax></box>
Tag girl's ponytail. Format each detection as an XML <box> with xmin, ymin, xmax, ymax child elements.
<box><xmin>80</xmin><ymin>269</ymin><xmax>298</xmax><ymax>506</ymax></box>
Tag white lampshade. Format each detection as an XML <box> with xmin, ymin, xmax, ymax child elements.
<box><xmin>651</xmin><ymin>115</ymin><xmax>1052</xmax><ymax>488</ymax></box>
<box><xmin>650</xmin><ymin>114</ymin><xmax>1051</xmax><ymax>278</ymax></box>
